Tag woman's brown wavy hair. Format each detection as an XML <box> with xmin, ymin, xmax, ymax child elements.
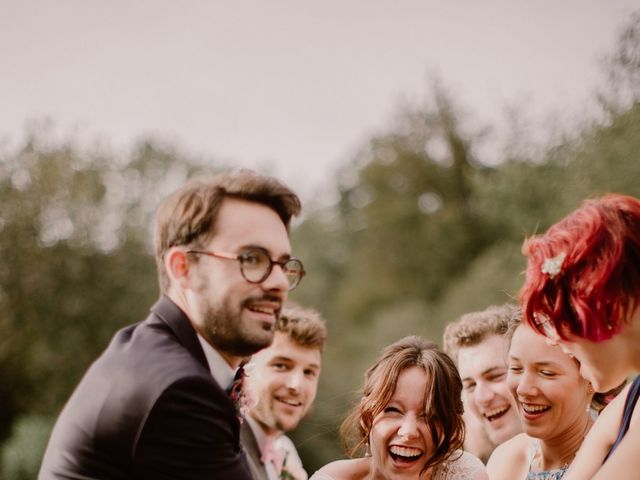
<box><xmin>339</xmin><ymin>336</ymin><xmax>464</xmax><ymax>472</ymax></box>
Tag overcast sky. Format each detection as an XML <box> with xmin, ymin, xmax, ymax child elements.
<box><xmin>1</xmin><ymin>0</ymin><xmax>637</xmax><ymax>201</ymax></box>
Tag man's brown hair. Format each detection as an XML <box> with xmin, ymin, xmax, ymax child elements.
<box><xmin>154</xmin><ymin>169</ymin><xmax>301</xmax><ymax>293</ymax></box>
<box><xmin>276</xmin><ymin>304</ymin><xmax>327</xmax><ymax>352</ymax></box>
<box><xmin>442</xmin><ymin>304</ymin><xmax>520</xmax><ymax>364</ymax></box>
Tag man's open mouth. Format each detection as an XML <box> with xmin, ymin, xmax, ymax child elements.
<box><xmin>484</xmin><ymin>404</ymin><xmax>510</xmax><ymax>422</ymax></box>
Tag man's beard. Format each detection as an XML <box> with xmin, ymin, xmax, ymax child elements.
<box><xmin>199</xmin><ymin>295</ymin><xmax>278</xmax><ymax>357</ymax></box>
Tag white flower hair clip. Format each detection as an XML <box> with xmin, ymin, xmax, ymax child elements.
<box><xmin>541</xmin><ymin>252</ymin><xmax>566</xmax><ymax>279</ymax></box>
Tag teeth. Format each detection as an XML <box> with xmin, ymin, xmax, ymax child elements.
<box><xmin>484</xmin><ymin>405</ymin><xmax>509</xmax><ymax>419</ymax></box>
<box><xmin>277</xmin><ymin>397</ymin><xmax>302</xmax><ymax>407</ymax></box>
<box><xmin>522</xmin><ymin>403</ymin><xmax>549</xmax><ymax>414</ymax></box>
<box><xmin>250</xmin><ymin>306</ymin><xmax>274</xmax><ymax>315</ymax></box>
<box><xmin>389</xmin><ymin>446</ymin><xmax>422</xmax><ymax>458</ymax></box>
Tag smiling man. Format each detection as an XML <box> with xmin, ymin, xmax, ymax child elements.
<box><xmin>443</xmin><ymin>304</ymin><xmax>522</xmax><ymax>462</ymax></box>
<box><xmin>39</xmin><ymin>170</ymin><xmax>303</xmax><ymax>479</ymax></box>
<box><xmin>242</xmin><ymin>304</ymin><xmax>327</xmax><ymax>480</ymax></box>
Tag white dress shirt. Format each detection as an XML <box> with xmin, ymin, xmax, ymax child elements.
<box><xmin>196</xmin><ymin>334</ymin><xmax>237</xmax><ymax>391</ymax></box>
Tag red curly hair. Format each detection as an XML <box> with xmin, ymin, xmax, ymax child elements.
<box><xmin>520</xmin><ymin>194</ymin><xmax>640</xmax><ymax>342</ymax></box>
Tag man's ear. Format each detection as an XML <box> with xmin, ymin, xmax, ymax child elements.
<box><xmin>165</xmin><ymin>248</ymin><xmax>191</xmax><ymax>290</ymax></box>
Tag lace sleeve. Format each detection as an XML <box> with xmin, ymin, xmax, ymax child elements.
<box><xmin>433</xmin><ymin>451</ymin><xmax>488</xmax><ymax>480</ymax></box>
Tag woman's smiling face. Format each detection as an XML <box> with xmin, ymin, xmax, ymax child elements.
<box><xmin>507</xmin><ymin>324</ymin><xmax>592</xmax><ymax>440</ymax></box>
<box><xmin>369</xmin><ymin>366</ymin><xmax>435</xmax><ymax>479</ymax></box>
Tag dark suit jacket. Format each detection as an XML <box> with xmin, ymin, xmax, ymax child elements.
<box><xmin>240</xmin><ymin>420</ymin><xmax>270</xmax><ymax>480</ymax></box>
<box><xmin>39</xmin><ymin>295</ymin><xmax>252</xmax><ymax>479</ymax></box>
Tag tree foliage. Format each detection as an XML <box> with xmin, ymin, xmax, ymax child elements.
<box><xmin>0</xmin><ymin>130</ymin><xmax>208</xmax><ymax>451</ymax></box>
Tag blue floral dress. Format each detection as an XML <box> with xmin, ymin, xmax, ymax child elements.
<box><xmin>526</xmin><ymin>441</ymin><xmax>569</xmax><ymax>480</ymax></box>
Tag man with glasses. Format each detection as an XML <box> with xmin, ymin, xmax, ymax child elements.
<box><xmin>40</xmin><ymin>170</ymin><xmax>304</xmax><ymax>479</ymax></box>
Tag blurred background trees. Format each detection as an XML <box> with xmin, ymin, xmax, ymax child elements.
<box><xmin>0</xmin><ymin>134</ymin><xmax>210</xmax><ymax>478</ymax></box>
<box><xmin>2</xmin><ymin>12</ymin><xmax>640</xmax><ymax>479</ymax></box>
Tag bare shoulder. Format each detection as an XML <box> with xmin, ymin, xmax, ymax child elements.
<box><xmin>486</xmin><ymin>433</ymin><xmax>531</xmax><ymax>480</ymax></box>
<box><xmin>593</xmin><ymin>420</ymin><xmax>640</xmax><ymax>479</ymax></box>
<box><xmin>488</xmin><ymin>433</ymin><xmax>530</xmax><ymax>463</ymax></box>
<box><xmin>567</xmin><ymin>381</ymin><xmax>640</xmax><ymax>480</ymax></box>
<box><xmin>314</xmin><ymin>458</ymin><xmax>370</xmax><ymax>480</ymax></box>
<box><xmin>564</xmin><ymin>385</ymin><xmax>628</xmax><ymax>480</ymax></box>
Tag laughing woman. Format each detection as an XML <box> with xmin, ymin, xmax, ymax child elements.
<box><xmin>518</xmin><ymin>194</ymin><xmax>640</xmax><ymax>479</ymax></box>
<box><xmin>486</xmin><ymin>320</ymin><xmax>594</xmax><ymax>480</ymax></box>
<box><xmin>310</xmin><ymin>336</ymin><xmax>487</xmax><ymax>480</ymax></box>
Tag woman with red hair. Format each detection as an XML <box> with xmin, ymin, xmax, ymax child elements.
<box><xmin>519</xmin><ymin>193</ymin><xmax>640</xmax><ymax>479</ymax></box>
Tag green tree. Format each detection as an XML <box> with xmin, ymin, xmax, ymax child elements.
<box><xmin>331</xmin><ymin>86</ymin><xmax>491</xmax><ymax>327</ymax></box>
<box><xmin>0</xmin><ymin>129</ymin><xmax>210</xmax><ymax>454</ymax></box>
<box><xmin>1</xmin><ymin>415</ymin><xmax>53</xmax><ymax>480</ymax></box>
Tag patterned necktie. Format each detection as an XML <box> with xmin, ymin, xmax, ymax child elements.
<box><xmin>226</xmin><ymin>365</ymin><xmax>246</xmax><ymax>421</ymax></box>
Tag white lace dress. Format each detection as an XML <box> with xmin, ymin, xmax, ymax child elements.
<box><xmin>310</xmin><ymin>451</ymin><xmax>487</xmax><ymax>480</ymax></box>
<box><xmin>431</xmin><ymin>451</ymin><xmax>487</xmax><ymax>479</ymax></box>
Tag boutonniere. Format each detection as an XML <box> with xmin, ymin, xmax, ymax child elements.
<box><xmin>228</xmin><ymin>364</ymin><xmax>257</xmax><ymax>423</ymax></box>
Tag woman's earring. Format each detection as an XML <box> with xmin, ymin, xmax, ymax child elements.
<box><xmin>364</xmin><ymin>442</ymin><xmax>371</xmax><ymax>457</ymax></box>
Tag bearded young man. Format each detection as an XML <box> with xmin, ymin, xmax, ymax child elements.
<box><xmin>39</xmin><ymin>170</ymin><xmax>304</xmax><ymax>479</ymax></box>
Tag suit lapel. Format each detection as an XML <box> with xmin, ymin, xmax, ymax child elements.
<box><xmin>240</xmin><ymin>421</ymin><xmax>271</xmax><ymax>480</ymax></box>
<box><xmin>150</xmin><ymin>295</ymin><xmax>208</xmax><ymax>371</ymax></box>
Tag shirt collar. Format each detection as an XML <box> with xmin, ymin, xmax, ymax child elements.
<box><xmin>246</xmin><ymin>415</ymin><xmax>280</xmax><ymax>455</ymax></box>
<box><xmin>196</xmin><ymin>333</ymin><xmax>237</xmax><ymax>391</ymax></box>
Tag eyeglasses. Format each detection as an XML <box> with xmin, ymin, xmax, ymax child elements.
<box><xmin>186</xmin><ymin>247</ymin><xmax>305</xmax><ymax>290</ymax></box>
